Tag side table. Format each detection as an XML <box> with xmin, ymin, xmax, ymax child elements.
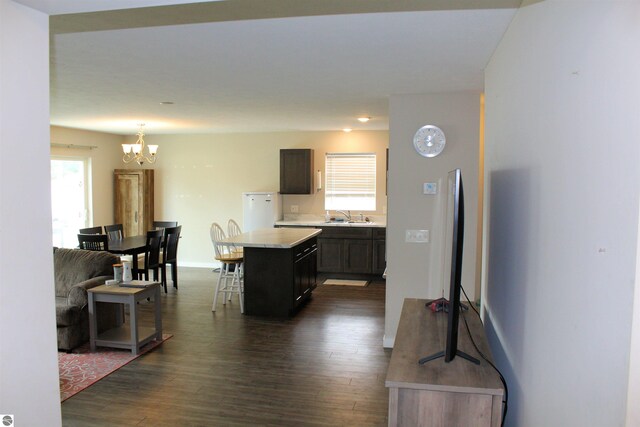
<box><xmin>88</xmin><ymin>281</ymin><xmax>162</xmax><ymax>355</ymax></box>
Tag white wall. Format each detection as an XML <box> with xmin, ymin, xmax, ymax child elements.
<box><xmin>51</xmin><ymin>126</ymin><xmax>125</xmax><ymax>227</ymax></box>
<box><xmin>0</xmin><ymin>1</ymin><xmax>61</xmax><ymax>425</ymax></box>
<box><xmin>483</xmin><ymin>1</ymin><xmax>640</xmax><ymax>426</ymax></box>
<box><xmin>131</xmin><ymin>131</ymin><xmax>388</xmax><ymax>267</ymax></box>
<box><xmin>385</xmin><ymin>92</ymin><xmax>480</xmax><ymax>346</ymax></box>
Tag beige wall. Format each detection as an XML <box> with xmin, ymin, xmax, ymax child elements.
<box><xmin>1</xmin><ymin>1</ymin><xmax>61</xmax><ymax>424</ymax></box>
<box><xmin>121</xmin><ymin>130</ymin><xmax>388</xmax><ymax>267</ymax></box>
<box><xmin>50</xmin><ymin>126</ymin><xmax>125</xmax><ymax>228</ymax></box>
<box><xmin>484</xmin><ymin>2</ymin><xmax>640</xmax><ymax>425</ymax></box>
<box><xmin>385</xmin><ymin>91</ymin><xmax>480</xmax><ymax>347</ymax></box>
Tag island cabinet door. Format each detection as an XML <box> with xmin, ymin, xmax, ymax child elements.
<box><xmin>243</xmin><ymin>247</ymin><xmax>294</xmax><ymax>317</ymax></box>
<box><xmin>293</xmin><ymin>241</ymin><xmax>318</xmax><ymax>310</ymax></box>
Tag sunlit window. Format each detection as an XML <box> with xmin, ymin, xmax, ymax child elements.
<box><xmin>324</xmin><ymin>153</ymin><xmax>376</xmax><ymax>211</ymax></box>
<box><xmin>51</xmin><ymin>157</ymin><xmax>92</xmax><ymax>248</ymax></box>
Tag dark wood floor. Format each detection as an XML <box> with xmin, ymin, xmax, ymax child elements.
<box><xmin>61</xmin><ymin>268</ymin><xmax>391</xmax><ymax>426</ymax></box>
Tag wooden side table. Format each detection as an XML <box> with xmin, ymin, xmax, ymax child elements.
<box><xmin>88</xmin><ymin>282</ymin><xmax>162</xmax><ymax>355</ymax></box>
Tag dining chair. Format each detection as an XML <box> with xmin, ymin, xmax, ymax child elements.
<box><xmin>78</xmin><ymin>233</ymin><xmax>109</xmax><ymax>251</ymax></box>
<box><xmin>104</xmin><ymin>224</ymin><xmax>124</xmax><ymax>241</ymax></box>
<box><xmin>79</xmin><ymin>226</ymin><xmax>103</xmax><ymax>235</ymax></box>
<box><xmin>160</xmin><ymin>225</ymin><xmax>181</xmax><ymax>293</ymax></box>
<box><xmin>227</xmin><ymin>219</ymin><xmax>243</xmax><ymax>255</ymax></box>
<box><xmin>138</xmin><ymin>228</ymin><xmax>163</xmax><ymax>281</ymax></box>
<box><xmin>153</xmin><ymin>220</ymin><xmax>178</xmax><ymax>231</ymax></box>
<box><xmin>210</xmin><ymin>222</ymin><xmax>243</xmax><ymax>313</ymax></box>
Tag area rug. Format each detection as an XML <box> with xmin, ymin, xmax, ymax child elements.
<box><xmin>58</xmin><ymin>334</ymin><xmax>172</xmax><ymax>402</ymax></box>
<box><xmin>323</xmin><ymin>279</ymin><xmax>369</xmax><ymax>287</ymax></box>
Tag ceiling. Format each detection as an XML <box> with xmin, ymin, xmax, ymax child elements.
<box><xmin>24</xmin><ymin>0</ymin><xmax>520</xmax><ymax>135</ymax></box>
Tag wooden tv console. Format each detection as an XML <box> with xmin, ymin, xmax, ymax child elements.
<box><xmin>385</xmin><ymin>298</ymin><xmax>504</xmax><ymax>427</ymax></box>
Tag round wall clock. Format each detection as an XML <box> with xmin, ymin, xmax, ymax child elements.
<box><xmin>413</xmin><ymin>125</ymin><xmax>446</xmax><ymax>158</ymax></box>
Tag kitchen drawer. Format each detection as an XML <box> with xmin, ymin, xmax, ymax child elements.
<box><xmin>319</xmin><ymin>227</ymin><xmax>372</xmax><ymax>239</ymax></box>
<box><xmin>294</xmin><ymin>238</ymin><xmax>317</xmax><ymax>261</ymax></box>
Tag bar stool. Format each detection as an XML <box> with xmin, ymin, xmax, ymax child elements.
<box><xmin>210</xmin><ymin>222</ymin><xmax>244</xmax><ymax>313</ymax></box>
<box><xmin>227</xmin><ymin>218</ymin><xmax>243</xmax><ymax>256</ymax></box>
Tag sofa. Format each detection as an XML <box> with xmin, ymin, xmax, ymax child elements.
<box><xmin>54</xmin><ymin>247</ymin><xmax>122</xmax><ymax>351</ymax></box>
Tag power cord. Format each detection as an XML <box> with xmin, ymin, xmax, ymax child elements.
<box><xmin>459</xmin><ymin>285</ymin><xmax>509</xmax><ymax>427</ymax></box>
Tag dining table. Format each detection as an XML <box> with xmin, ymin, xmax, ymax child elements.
<box><xmin>107</xmin><ymin>235</ymin><xmax>148</xmax><ymax>279</ymax></box>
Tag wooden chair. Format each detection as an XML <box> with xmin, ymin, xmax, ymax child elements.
<box><xmin>151</xmin><ymin>221</ymin><xmax>177</xmax><ymax>261</ymax></box>
<box><xmin>78</xmin><ymin>233</ymin><xmax>109</xmax><ymax>251</ymax></box>
<box><xmin>104</xmin><ymin>224</ymin><xmax>124</xmax><ymax>241</ymax></box>
<box><xmin>79</xmin><ymin>226</ymin><xmax>103</xmax><ymax>235</ymax></box>
<box><xmin>227</xmin><ymin>219</ymin><xmax>243</xmax><ymax>255</ymax></box>
<box><xmin>160</xmin><ymin>225</ymin><xmax>181</xmax><ymax>293</ymax></box>
<box><xmin>153</xmin><ymin>221</ymin><xmax>178</xmax><ymax>231</ymax></box>
<box><xmin>138</xmin><ymin>229</ymin><xmax>163</xmax><ymax>281</ymax></box>
<box><xmin>210</xmin><ymin>222</ymin><xmax>243</xmax><ymax>313</ymax></box>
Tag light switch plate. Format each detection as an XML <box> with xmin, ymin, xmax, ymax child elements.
<box><xmin>406</xmin><ymin>229</ymin><xmax>429</xmax><ymax>243</ymax></box>
<box><xmin>423</xmin><ymin>182</ymin><xmax>437</xmax><ymax>195</ymax></box>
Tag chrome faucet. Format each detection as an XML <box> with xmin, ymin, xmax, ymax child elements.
<box><xmin>336</xmin><ymin>210</ymin><xmax>352</xmax><ymax>221</ymax></box>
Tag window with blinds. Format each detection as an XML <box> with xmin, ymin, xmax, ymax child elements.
<box><xmin>324</xmin><ymin>153</ymin><xmax>376</xmax><ymax>211</ymax></box>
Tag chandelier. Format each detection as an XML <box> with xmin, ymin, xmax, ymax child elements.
<box><xmin>122</xmin><ymin>124</ymin><xmax>158</xmax><ymax>165</ymax></box>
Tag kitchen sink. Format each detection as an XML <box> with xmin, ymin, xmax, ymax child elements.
<box><xmin>324</xmin><ymin>220</ymin><xmax>373</xmax><ymax>225</ymax></box>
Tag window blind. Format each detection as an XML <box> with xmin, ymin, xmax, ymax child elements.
<box><xmin>324</xmin><ymin>153</ymin><xmax>376</xmax><ymax>211</ymax></box>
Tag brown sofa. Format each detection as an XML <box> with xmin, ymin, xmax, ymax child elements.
<box><xmin>54</xmin><ymin>248</ymin><xmax>122</xmax><ymax>351</ymax></box>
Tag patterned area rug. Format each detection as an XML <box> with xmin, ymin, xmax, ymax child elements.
<box><xmin>59</xmin><ymin>334</ymin><xmax>172</xmax><ymax>402</ymax></box>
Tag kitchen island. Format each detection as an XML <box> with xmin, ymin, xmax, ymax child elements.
<box><xmin>220</xmin><ymin>227</ymin><xmax>322</xmax><ymax>317</ymax></box>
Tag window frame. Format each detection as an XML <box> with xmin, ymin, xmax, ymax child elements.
<box><xmin>324</xmin><ymin>152</ymin><xmax>377</xmax><ymax>212</ymax></box>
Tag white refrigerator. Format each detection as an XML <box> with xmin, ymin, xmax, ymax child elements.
<box><xmin>242</xmin><ymin>192</ymin><xmax>282</xmax><ymax>232</ymax></box>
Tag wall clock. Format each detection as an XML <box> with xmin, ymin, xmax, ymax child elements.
<box><xmin>413</xmin><ymin>125</ymin><xmax>446</xmax><ymax>158</ymax></box>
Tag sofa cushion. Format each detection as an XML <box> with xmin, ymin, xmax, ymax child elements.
<box><xmin>55</xmin><ymin>297</ymin><xmax>82</xmax><ymax>326</ymax></box>
<box><xmin>54</xmin><ymin>248</ymin><xmax>120</xmax><ymax>298</ymax></box>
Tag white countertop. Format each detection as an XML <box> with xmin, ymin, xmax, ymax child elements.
<box><xmin>220</xmin><ymin>227</ymin><xmax>322</xmax><ymax>248</ymax></box>
<box><xmin>276</xmin><ymin>219</ymin><xmax>386</xmax><ymax>228</ymax></box>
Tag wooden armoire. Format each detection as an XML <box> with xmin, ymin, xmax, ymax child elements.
<box><xmin>114</xmin><ymin>169</ymin><xmax>154</xmax><ymax>237</ymax></box>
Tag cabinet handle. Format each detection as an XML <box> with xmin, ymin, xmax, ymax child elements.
<box><xmin>135</xmin><ymin>211</ymin><xmax>138</xmax><ymax>223</ymax></box>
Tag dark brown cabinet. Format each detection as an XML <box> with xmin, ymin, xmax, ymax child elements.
<box><xmin>316</xmin><ymin>226</ymin><xmax>385</xmax><ymax>275</ymax></box>
<box><xmin>293</xmin><ymin>240</ymin><xmax>318</xmax><ymax>310</ymax></box>
<box><xmin>277</xmin><ymin>225</ymin><xmax>386</xmax><ymax>276</ymax></box>
<box><xmin>343</xmin><ymin>239</ymin><xmax>373</xmax><ymax>273</ymax></box>
<box><xmin>372</xmin><ymin>227</ymin><xmax>386</xmax><ymax>275</ymax></box>
<box><xmin>317</xmin><ymin>238</ymin><xmax>343</xmax><ymax>272</ymax></box>
<box><xmin>244</xmin><ymin>237</ymin><xmax>318</xmax><ymax>317</ymax></box>
<box><xmin>280</xmin><ymin>149</ymin><xmax>314</xmax><ymax>194</ymax></box>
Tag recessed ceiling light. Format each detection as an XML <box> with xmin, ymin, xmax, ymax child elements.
<box><xmin>357</xmin><ymin>117</ymin><xmax>371</xmax><ymax>123</ymax></box>
<box><xmin>343</xmin><ymin>128</ymin><xmax>353</xmax><ymax>133</ymax></box>
<box><xmin>159</xmin><ymin>101</ymin><xmax>174</xmax><ymax>105</ymax></box>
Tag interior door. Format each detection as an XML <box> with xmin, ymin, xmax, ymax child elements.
<box><xmin>115</xmin><ymin>173</ymin><xmax>140</xmax><ymax>237</ymax></box>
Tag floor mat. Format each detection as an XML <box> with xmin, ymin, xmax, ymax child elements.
<box><xmin>322</xmin><ymin>279</ymin><xmax>369</xmax><ymax>287</ymax></box>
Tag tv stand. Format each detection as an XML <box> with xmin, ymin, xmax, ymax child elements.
<box><xmin>418</xmin><ymin>349</ymin><xmax>480</xmax><ymax>365</ymax></box>
<box><xmin>386</xmin><ymin>298</ymin><xmax>504</xmax><ymax>427</ymax></box>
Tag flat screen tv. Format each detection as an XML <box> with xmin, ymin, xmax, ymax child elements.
<box><xmin>419</xmin><ymin>168</ymin><xmax>479</xmax><ymax>365</ymax></box>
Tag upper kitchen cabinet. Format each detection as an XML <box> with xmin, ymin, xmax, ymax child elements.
<box><xmin>114</xmin><ymin>169</ymin><xmax>154</xmax><ymax>237</ymax></box>
<box><xmin>280</xmin><ymin>149</ymin><xmax>314</xmax><ymax>194</ymax></box>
